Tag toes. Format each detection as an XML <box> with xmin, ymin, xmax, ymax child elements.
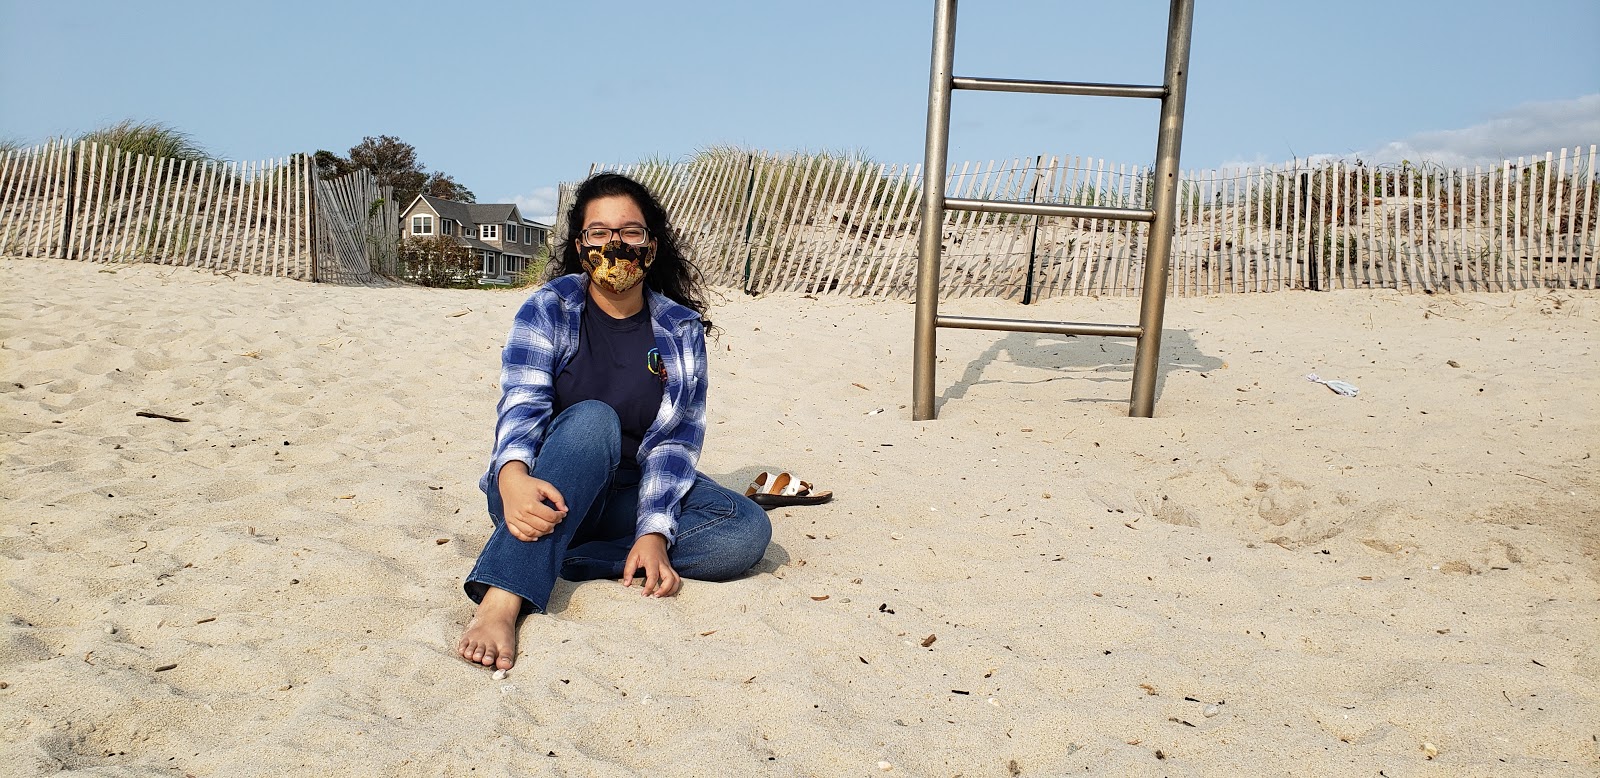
<box><xmin>457</xmin><ymin>618</ymin><xmax>516</xmax><ymax>671</ymax></box>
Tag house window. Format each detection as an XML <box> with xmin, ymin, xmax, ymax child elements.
<box><xmin>506</xmin><ymin>255</ymin><xmax>527</xmax><ymax>275</ymax></box>
<box><xmin>505</xmin><ymin>224</ymin><xmax>518</xmax><ymax>243</ymax></box>
<box><xmin>410</xmin><ymin>214</ymin><xmax>433</xmax><ymax>235</ymax></box>
<box><xmin>480</xmin><ymin>224</ymin><xmax>498</xmax><ymax>240</ymax></box>
<box><xmin>442</xmin><ymin>220</ymin><xmax>455</xmax><ymax>236</ymax></box>
<box><xmin>481</xmin><ymin>250</ymin><xmax>498</xmax><ymax>277</ymax></box>
<box><xmin>523</xmin><ymin>226</ymin><xmax>533</xmax><ymax>245</ymax></box>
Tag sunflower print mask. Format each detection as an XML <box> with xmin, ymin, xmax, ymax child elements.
<box><xmin>582</xmin><ymin>240</ymin><xmax>655</xmax><ymax>294</ymax></box>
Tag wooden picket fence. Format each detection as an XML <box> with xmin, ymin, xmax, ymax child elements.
<box><xmin>582</xmin><ymin>146</ymin><xmax>1599</xmax><ymax>298</ymax></box>
<box><xmin>312</xmin><ymin>168</ymin><xmax>398</xmax><ymax>283</ymax></box>
<box><xmin>0</xmin><ymin>140</ymin><xmax>395</xmax><ymax>283</ymax></box>
<box><xmin>8</xmin><ymin>140</ymin><xmax>1592</xmax><ymax>296</ymax></box>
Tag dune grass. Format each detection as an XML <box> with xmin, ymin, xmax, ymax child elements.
<box><xmin>76</xmin><ymin>120</ymin><xmax>213</xmax><ymax>163</ymax></box>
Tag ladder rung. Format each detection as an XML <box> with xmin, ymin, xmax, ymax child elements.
<box><xmin>952</xmin><ymin>76</ymin><xmax>1166</xmax><ymax>99</ymax></box>
<box><xmin>937</xmin><ymin>314</ymin><xmax>1142</xmax><ymax>339</ymax></box>
<box><xmin>945</xmin><ymin>197</ymin><xmax>1156</xmax><ymax>223</ymax></box>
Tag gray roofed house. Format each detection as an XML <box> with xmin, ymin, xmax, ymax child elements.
<box><xmin>399</xmin><ymin>194</ymin><xmax>552</xmax><ymax>284</ymax></box>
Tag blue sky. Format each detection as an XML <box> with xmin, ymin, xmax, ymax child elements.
<box><xmin>3</xmin><ymin>0</ymin><xmax>1596</xmax><ymax>224</ymax></box>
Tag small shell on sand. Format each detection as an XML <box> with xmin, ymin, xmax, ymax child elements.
<box><xmin>1422</xmin><ymin>742</ymin><xmax>1439</xmax><ymax>759</ymax></box>
<box><xmin>877</xmin><ymin>761</ymin><xmax>893</xmax><ymax>771</ymax></box>
<box><xmin>1203</xmin><ymin>704</ymin><xmax>1221</xmax><ymax>718</ymax></box>
<box><xmin>492</xmin><ymin>669</ymin><xmax>508</xmax><ymax>681</ymax></box>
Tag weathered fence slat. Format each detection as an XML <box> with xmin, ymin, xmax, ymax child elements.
<box><xmin>1583</xmin><ymin>147</ymin><xmax>1596</xmax><ymax>288</ymax></box>
<box><xmin>7</xmin><ymin>144</ymin><xmax>41</xmax><ymax>256</ymax></box>
<box><xmin>5</xmin><ymin>145</ymin><xmax>41</xmax><ymax>255</ymax></box>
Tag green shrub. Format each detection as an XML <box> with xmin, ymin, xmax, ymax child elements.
<box><xmin>397</xmin><ymin>235</ymin><xmax>478</xmax><ymax>288</ymax></box>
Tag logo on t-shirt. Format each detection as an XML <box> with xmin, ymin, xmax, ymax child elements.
<box><xmin>646</xmin><ymin>348</ymin><xmax>667</xmax><ymax>384</ymax></box>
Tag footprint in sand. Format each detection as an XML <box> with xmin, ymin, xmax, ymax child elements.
<box><xmin>1255</xmin><ymin>477</ymin><xmax>1310</xmax><ymax>528</ymax></box>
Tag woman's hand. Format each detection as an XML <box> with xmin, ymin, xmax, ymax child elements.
<box><xmin>497</xmin><ymin>461</ymin><xmax>567</xmax><ymax>542</ymax></box>
<box><xmin>622</xmin><ymin>533</ymin><xmax>680</xmax><ymax>598</ymax></box>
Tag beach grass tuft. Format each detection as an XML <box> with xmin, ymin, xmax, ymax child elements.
<box><xmin>76</xmin><ymin>120</ymin><xmax>213</xmax><ymax>163</ymax></box>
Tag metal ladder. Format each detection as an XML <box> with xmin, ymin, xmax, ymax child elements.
<box><xmin>912</xmin><ymin>0</ymin><xmax>1195</xmax><ymax>419</ymax></box>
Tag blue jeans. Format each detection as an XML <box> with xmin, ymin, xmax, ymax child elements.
<box><xmin>464</xmin><ymin>400</ymin><xmax>772</xmax><ymax>614</ymax></box>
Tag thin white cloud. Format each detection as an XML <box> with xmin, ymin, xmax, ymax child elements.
<box><xmin>1218</xmin><ymin>94</ymin><xmax>1598</xmax><ymax>172</ymax></box>
<box><xmin>510</xmin><ymin>186</ymin><xmax>561</xmax><ymax>225</ymax></box>
<box><xmin>1217</xmin><ymin>152</ymin><xmax>1343</xmax><ymax>172</ymax></box>
<box><xmin>1215</xmin><ymin>152</ymin><xmax>1275</xmax><ymax>171</ymax></box>
<box><xmin>1361</xmin><ymin>93</ymin><xmax>1600</xmax><ymax>168</ymax></box>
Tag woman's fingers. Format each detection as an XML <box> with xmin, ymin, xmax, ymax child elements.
<box><xmin>505</xmin><ymin>511</ymin><xmax>554</xmax><ymax>542</ymax></box>
<box><xmin>621</xmin><ymin>553</ymin><xmax>640</xmax><ymax>588</ymax></box>
<box><xmin>520</xmin><ymin>495</ymin><xmax>566</xmax><ymax>526</ymax></box>
<box><xmin>506</xmin><ymin>497</ymin><xmax>564</xmax><ymax>543</ymax></box>
<box><xmin>633</xmin><ymin>560</ymin><xmax>680</xmax><ymax>598</ymax></box>
<box><xmin>655</xmin><ymin>565</ymin><xmax>681</xmax><ymax>597</ymax></box>
<box><xmin>505</xmin><ymin>514</ymin><xmax>537</xmax><ymax>541</ymax></box>
<box><xmin>499</xmin><ymin>473</ymin><xmax>567</xmax><ymax>528</ymax></box>
<box><xmin>653</xmin><ymin>565</ymin><xmax>681</xmax><ymax>598</ymax></box>
<box><xmin>621</xmin><ymin>534</ymin><xmax>679</xmax><ymax>597</ymax></box>
<box><xmin>531</xmin><ymin>479</ymin><xmax>568</xmax><ymax>514</ymax></box>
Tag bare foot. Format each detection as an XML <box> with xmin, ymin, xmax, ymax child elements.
<box><xmin>457</xmin><ymin>587</ymin><xmax>522</xmax><ymax>670</ymax></box>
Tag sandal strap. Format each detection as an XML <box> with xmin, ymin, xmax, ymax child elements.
<box><xmin>744</xmin><ymin>471</ymin><xmax>774</xmax><ymax>497</ymax></box>
<box><xmin>747</xmin><ymin>471</ymin><xmax>815</xmax><ymax>497</ymax></box>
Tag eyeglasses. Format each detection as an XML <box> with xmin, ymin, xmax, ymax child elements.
<box><xmin>580</xmin><ymin>227</ymin><xmax>650</xmax><ymax>246</ymax></box>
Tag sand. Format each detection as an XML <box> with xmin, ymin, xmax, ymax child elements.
<box><xmin>1</xmin><ymin>256</ymin><xmax>1597</xmax><ymax>776</ymax></box>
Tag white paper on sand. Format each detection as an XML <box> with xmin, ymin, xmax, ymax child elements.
<box><xmin>1305</xmin><ymin>373</ymin><xmax>1359</xmax><ymax>397</ymax></box>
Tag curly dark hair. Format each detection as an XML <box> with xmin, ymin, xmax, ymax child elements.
<box><xmin>553</xmin><ymin>173</ymin><xmax>713</xmax><ymax>332</ymax></box>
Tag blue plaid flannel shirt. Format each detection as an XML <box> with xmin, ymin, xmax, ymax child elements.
<box><xmin>479</xmin><ymin>273</ymin><xmax>708</xmax><ymax>545</ymax></box>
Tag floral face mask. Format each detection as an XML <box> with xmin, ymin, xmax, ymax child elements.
<box><xmin>581</xmin><ymin>240</ymin><xmax>654</xmax><ymax>294</ymax></box>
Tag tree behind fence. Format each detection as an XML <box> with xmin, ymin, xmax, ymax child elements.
<box><xmin>0</xmin><ymin>140</ymin><xmax>395</xmax><ymax>284</ymax></box>
<box><xmin>582</xmin><ymin>147</ymin><xmax>1598</xmax><ymax>298</ymax></box>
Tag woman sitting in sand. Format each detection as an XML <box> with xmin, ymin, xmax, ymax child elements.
<box><xmin>457</xmin><ymin>173</ymin><xmax>772</xmax><ymax>671</ymax></box>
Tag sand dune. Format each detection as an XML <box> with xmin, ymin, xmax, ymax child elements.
<box><xmin>2</xmin><ymin>256</ymin><xmax>1596</xmax><ymax>776</ymax></box>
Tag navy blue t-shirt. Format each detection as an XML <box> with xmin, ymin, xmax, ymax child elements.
<box><xmin>553</xmin><ymin>301</ymin><xmax>665</xmax><ymax>466</ymax></box>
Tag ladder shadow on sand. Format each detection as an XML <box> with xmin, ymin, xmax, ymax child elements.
<box><xmin>937</xmin><ymin>328</ymin><xmax>1222</xmax><ymax>414</ymax></box>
